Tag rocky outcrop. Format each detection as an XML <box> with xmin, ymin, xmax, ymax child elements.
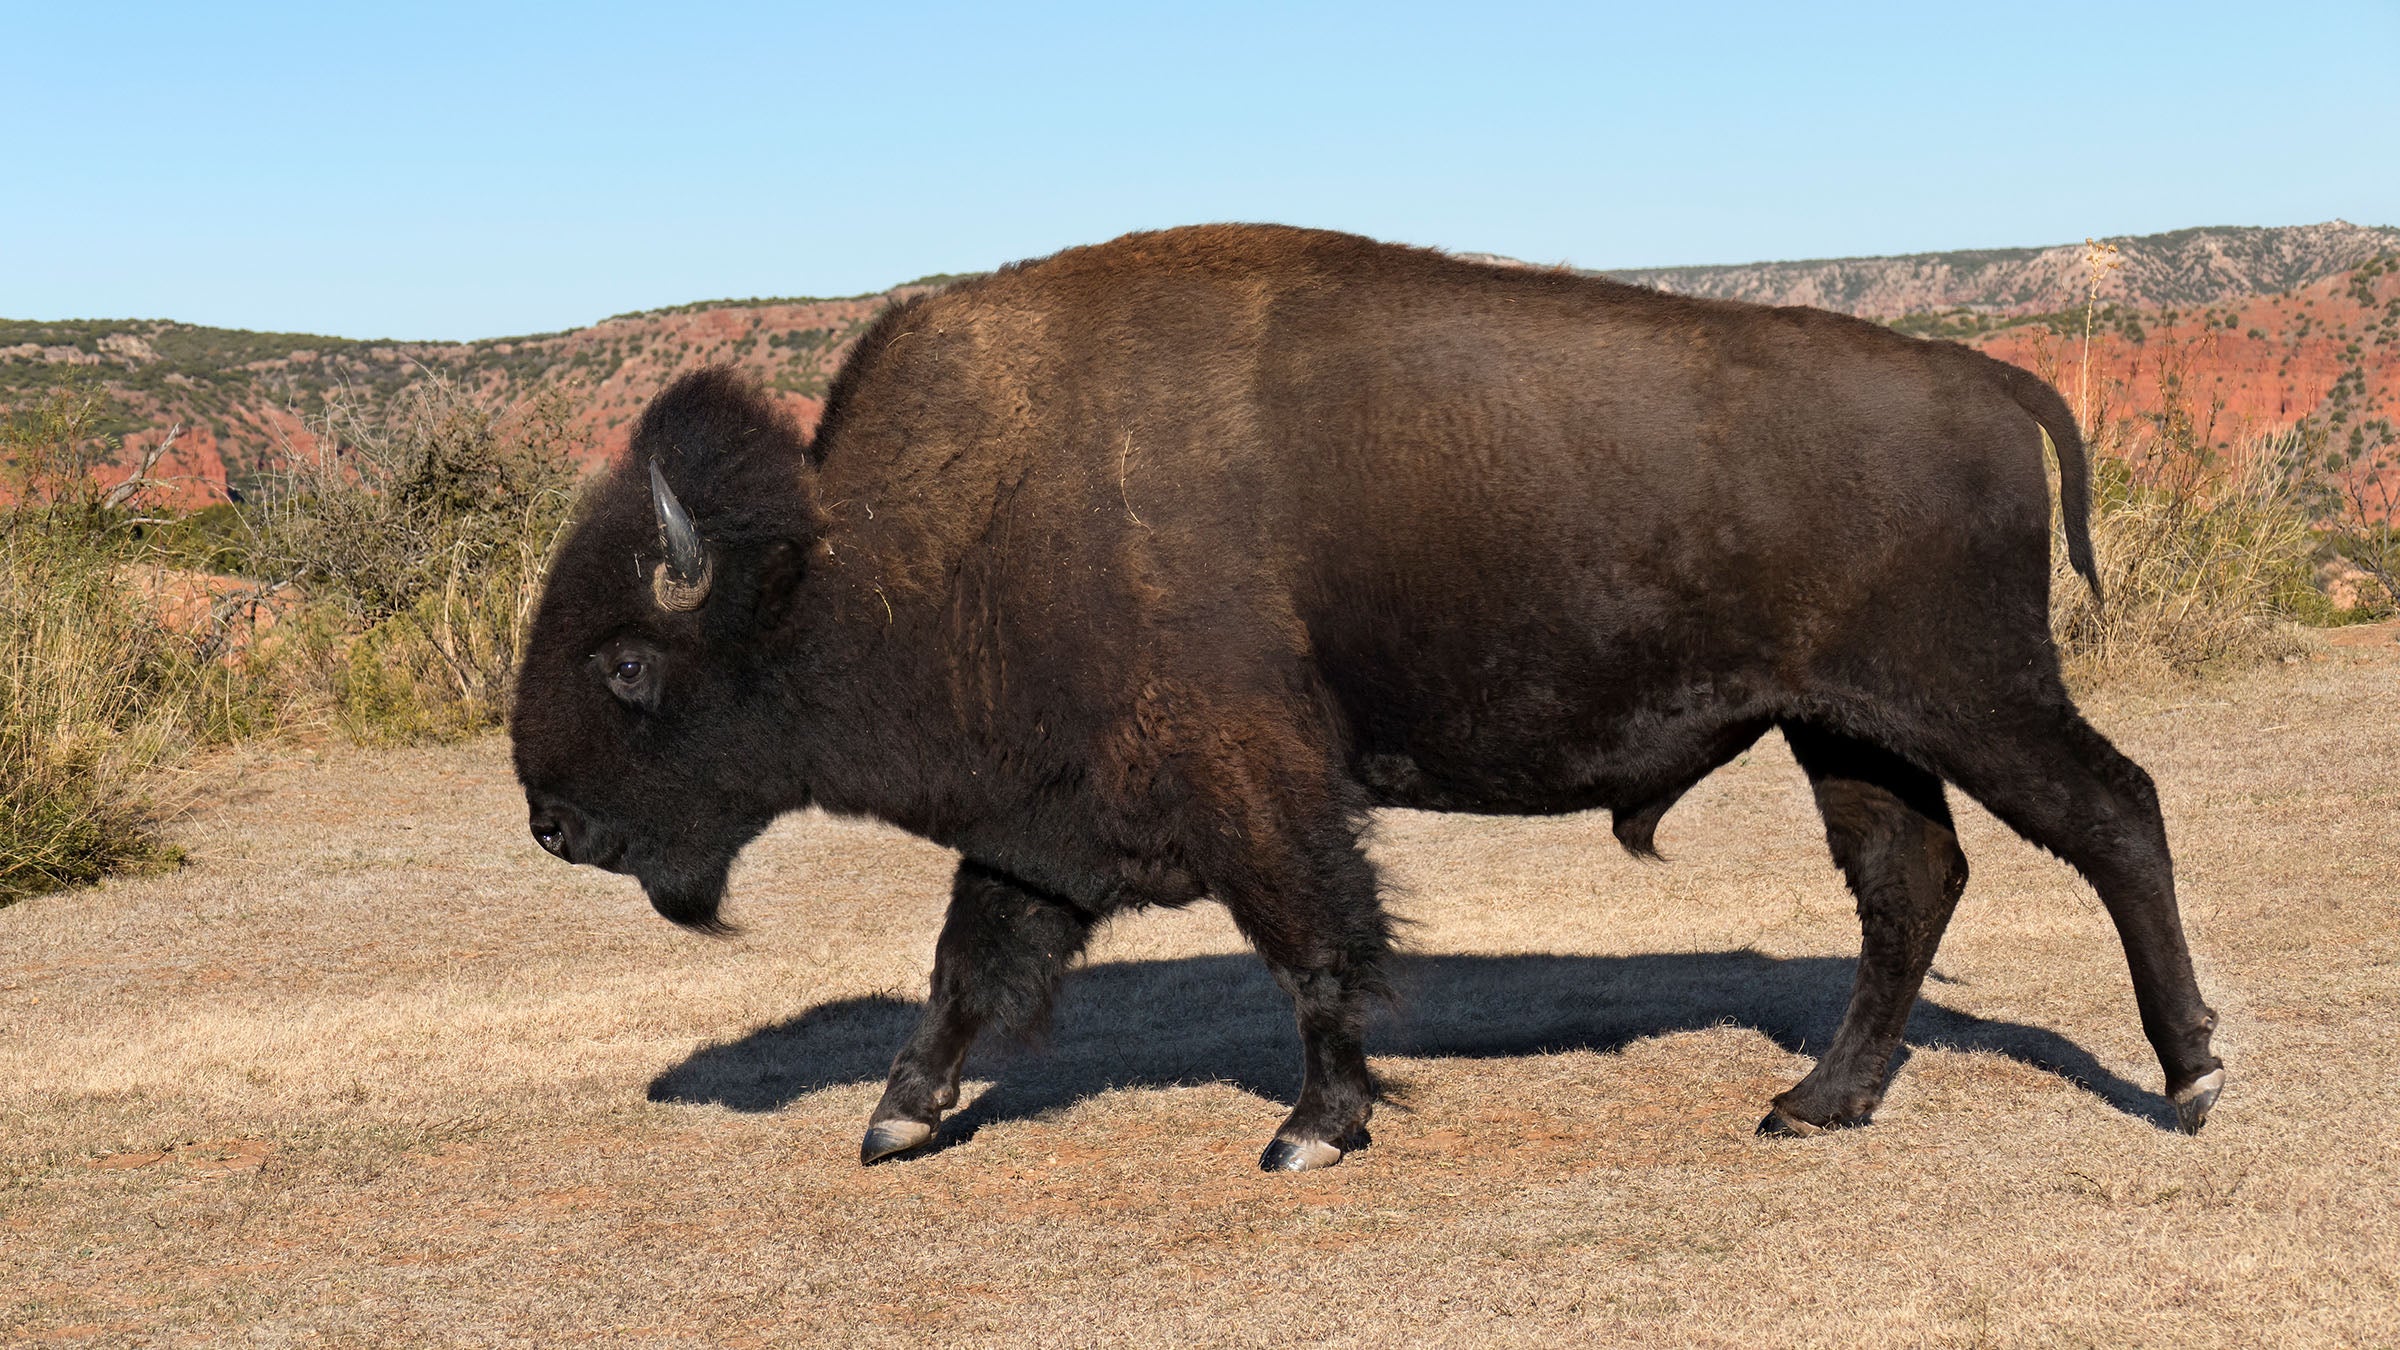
<box><xmin>1603</xmin><ymin>221</ymin><xmax>2400</xmax><ymax>318</ymax></box>
<box><xmin>6</xmin><ymin>226</ymin><xmax>2395</xmax><ymax>510</ymax></box>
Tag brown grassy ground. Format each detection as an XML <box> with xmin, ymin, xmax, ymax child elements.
<box><xmin>5</xmin><ymin>632</ymin><xmax>2398</xmax><ymax>1347</ymax></box>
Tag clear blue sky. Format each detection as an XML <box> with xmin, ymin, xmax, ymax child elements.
<box><xmin>8</xmin><ymin>1</ymin><xmax>2395</xmax><ymax>341</ymax></box>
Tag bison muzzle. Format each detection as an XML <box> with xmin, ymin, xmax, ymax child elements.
<box><xmin>510</xmin><ymin>225</ymin><xmax>2225</xmax><ymax>1172</ymax></box>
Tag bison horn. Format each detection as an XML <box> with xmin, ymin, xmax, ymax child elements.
<box><xmin>648</xmin><ymin>459</ymin><xmax>713</xmax><ymax>612</ymax></box>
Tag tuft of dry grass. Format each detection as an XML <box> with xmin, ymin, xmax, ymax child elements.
<box><xmin>0</xmin><ymin>538</ymin><xmax>189</xmax><ymax>900</ymax></box>
<box><xmin>2052</xmin><ymin>440</ymin><xmax>2318</xmax><ymax>687</ymax></box>
<box><xmin>0</xmin><ymin>385</ymin><xmax>212</xmax><ymax>903</ymax></box>
<box><xmin>2</xmin><ymin>643</ymin><xmax>2395</xmax><ymax>1344</ymax></box>
<box><xmin>2039</xmin><ymin>319</ymin><xmax>2340</xmax><ymax>687</ymax></box>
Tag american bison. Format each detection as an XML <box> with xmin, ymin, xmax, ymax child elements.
<box><xmin>511</xmin><ymin>224</ymin><xmax>2223</xmax><ymax>1171</ymax></box>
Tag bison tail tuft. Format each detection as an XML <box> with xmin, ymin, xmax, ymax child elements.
<box><xmin>2003</xmin><ymin>368</ymin><xmax>2102</xmax><ymax>603</ymax></box>
<box><xmin>2040</xmin><ymin>422</ymin><xmax>2102</xmax><ymax>604</ymax></box>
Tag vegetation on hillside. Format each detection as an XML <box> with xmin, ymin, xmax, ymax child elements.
<box><xmin>252</xmin><ymin>377</ymin><xmax>582</xmax><ymax>742</ymax></box>
<box><xmin>0</xmin><ymin>377</ymin><xmax>579</xmax><ymax>906</ymax></box>
<box><xmin>2301</xmin><ymin>255</ymin><xmax>2400</xmax><ymax>606</ymax></box>
<box><xmin>1606</xmin><ymin>219</ymin><xmax>2400</xmax><ymax>317</ymax></box>
<box><xmin>0</xmin><ymin>275</ymin><xmax>943</xmax><ymax>493</ymax></box>
<box><xmin>0</xmin><ymin>319</ymin><xmax>410</xmax><ymax>450</ymax></box>
<box><xmin>6</xmin><ymin>239</ymin><xmax>2399</xmax><ymax>906</ymax></box>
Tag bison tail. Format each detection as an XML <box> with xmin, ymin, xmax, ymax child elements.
<box><xmin>2001</xmin><ymin>368</ymin><xmax>2102</xmax><ymax>603</ymax></box>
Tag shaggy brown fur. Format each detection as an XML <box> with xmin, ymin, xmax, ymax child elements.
<box><xmin>511</xmin><ymin>225</ymin><xmax>2217</xmax><ymax>1171</ymax></box>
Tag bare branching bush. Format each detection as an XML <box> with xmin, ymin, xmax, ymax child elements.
<box><xmin>252</xmin><ymin>375</ymin><xmax>583</xmax><ymax>742</ymax></box>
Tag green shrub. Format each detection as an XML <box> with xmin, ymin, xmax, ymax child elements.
<box><xmin>2292</xmin><ymin>414</ymin><xmax>2400</xmax><ymax>618</ymax></box>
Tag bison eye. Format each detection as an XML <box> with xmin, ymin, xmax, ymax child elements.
<box><xmin>595</xmin><ymin>643</ymin><xmax>663</xmax><ymax>709</ymax></box>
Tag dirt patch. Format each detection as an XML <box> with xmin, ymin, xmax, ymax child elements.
<box><xmin>2321</xmin><ymin>617</ymin><xmax>2400</xmax><ymax>648</ymax></box>
<box><xmin>3</xmin><ymin>651</ymin><xmax>2396</xmax><ymax>1345</ymax></box>
<box><xmin>86</xmin><ymin>1138</ymin><xmax>271</xmax><ymax>1178</ymax></box>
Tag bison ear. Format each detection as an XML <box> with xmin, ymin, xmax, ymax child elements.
<box><xmin>751</xmin><ymin>538</ymin><xmax>809</xmax><ymax>626</ymax></box>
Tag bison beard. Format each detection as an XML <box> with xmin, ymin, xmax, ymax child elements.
<box><xmin>510</xmin><ymin>224</ymin><xmax>2225</xmax><ymax>1174</ymax></box>
<box><xmin>640</xmin><ymin>857</ymin><xmax>736</xmax><ymax>935</ymax></box>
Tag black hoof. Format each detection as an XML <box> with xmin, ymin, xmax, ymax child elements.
<box><xmin>1259</xmin><ymin>1137</ymin><xmax>1345</xmax><ymax>1172</ymax></box>
<box><xmin>860</xmin><ymin>1118</ymin><xmax>935</xmax><ymax>1165</ymax></box>
<box><xmin>1756</xmin><ymin>1108</ymin><xmax>1827</xmax><ymax>1139</ymax></box>
<box><xmin>2172</xmin><ymin>1068</ymin><xmax>2224</xmax><ymax>1136</ymax></box>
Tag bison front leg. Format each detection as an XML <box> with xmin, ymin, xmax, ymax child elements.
<box><xmin>1764</xmin><ymin>726</ymin><xmax>1970</xmax><ymax>1136</ymax></box>
<box><xmin>1256</xmin><ymin>956</ymin><xmax>1382</xmax><ymax>1171</ymax></box>
<box><xmin>861</xmin><ymin>860</ymin><xmax>1094</xmax><ymax>1164</ymax></box>
<box><xmin>1222</xmin><ymin>839</ymin><xmax>1391</xmax><ymax>1173</ymax></box>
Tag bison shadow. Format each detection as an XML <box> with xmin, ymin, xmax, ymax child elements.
<box><xmin>647</xmin><ymin>949</ymin><xmax>2180</xmax><ymax>1145</ymax></box>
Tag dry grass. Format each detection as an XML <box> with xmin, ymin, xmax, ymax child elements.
<box><xmin>3</xmin><ymin>636</ymin><xmax>2396</xmax><ymax>1345</ymax></box>
<box><xmin>0</xmin><ymin>539</ymin><xmax>189</xmax><ymax>899</ymax></box>
<box><xmin>2051</xmin><ymin>446</ymin><xmax>2319</xmax><ymax>687</ymax></box>
<box><xmin>0</xmin><ymin>376</ymin><xmax>578</xmax><ymax>907</ymax></box>
<box><xmin>0</xmin><ymin>386</ymin><xmax>230</xmax><ymax>902</ymax></box>
<box><xmin>2036</xmin><ymin>319</ymin><xmax>2355</xmax><ymax>688</ymax></box>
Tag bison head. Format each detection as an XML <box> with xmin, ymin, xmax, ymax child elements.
<box><xmin>511</xmin><ymin>369</ymin><xmax>821</xmax><ymax>931</ymax></box>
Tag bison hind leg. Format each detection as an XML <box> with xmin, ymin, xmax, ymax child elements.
<box><xmin>1764</xmin><ymin>723</ymin><xmax>1969</xmax><ymax>1135</ymax></box>
<box><xmin>1923</xmin><ymin>704</ymin><xmax>2223</xmax><ymax>1126</ymax></box>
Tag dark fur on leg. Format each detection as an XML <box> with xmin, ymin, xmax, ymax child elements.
<box><xmin>1210</xmin><ymin>804</ymin><xmax>1392</xmax><ymax>1170</ymax></box>
<box><xmin>1929</xmin><ymin>709</ymin><xmax>2223</xmax><ymax>1115</ymax></box>
<box><xmin>1768</xmin><ymin>724</ymin><xmax>1969</xmax><ymax>1132</ymax></box>
<box><xmin>928</xmin><ymin>861</ymin><xmax>1095</xmax><ymax>1042</ymax></box>
<box><xmin>865</xmin><ymin>861</ymin><xmax>1094</xmax><ymax>1161</ymax></box>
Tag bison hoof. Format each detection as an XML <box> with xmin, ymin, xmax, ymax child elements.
<box><xmin>1259</xmin><ymin>1137</ymin><xmax>1345</xmax><ymax>1173</ymax></box>
<box><xmin>2172</xmin><ymin>1068</ymin><xmax>2225</xmax><ymax>1136</ymax></box>
<box><xmin>860</xmin><ymin>1118</ymin><xmax>936</xmax><ymax>1165</ymax></box>
<box><xmin>1755</xmin><ymin>1108</ymin><xmax>1828</xmax><ymax>1139</ymax></box>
